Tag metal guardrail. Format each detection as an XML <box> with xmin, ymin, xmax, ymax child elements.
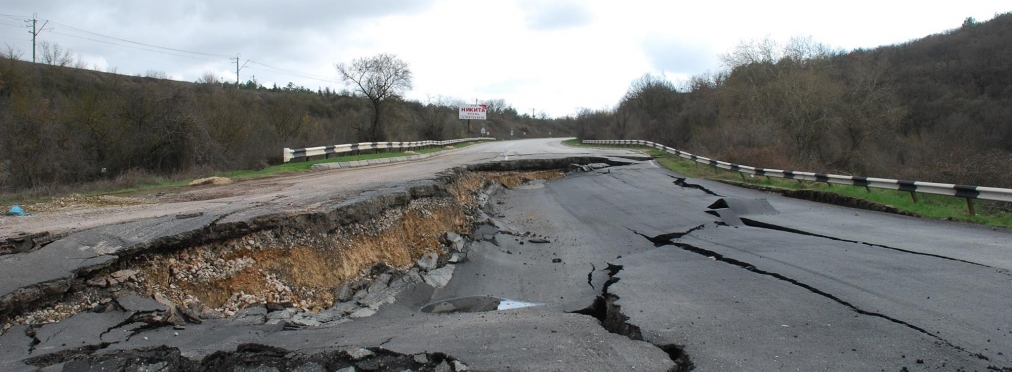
<box><xmin>284</xmin><ymin>137</ymin><xmax>496</xmax><ymax>163</ymax></box>
<box><xmin>585</xmin><ymin>139</ymin><xmax>1012</xmax><ymax>214</ymax></box>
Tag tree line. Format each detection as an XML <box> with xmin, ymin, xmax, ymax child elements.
<box><xmin>0</xmin><ymin>50</ymin><xmax>570</xmax><ymax>194</ymax></box>
<box><xmin>575</xmin><ymin>12</ymin><xmax>1012</xmax><ymax>190</ymax></box>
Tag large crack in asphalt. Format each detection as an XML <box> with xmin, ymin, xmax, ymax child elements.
<box><xmin>629</xmin><ymin>224</ymin><xmax>706</xmax><ymax>247</ymax></box>
<box><xmin>634</xmin><ymin>224</ymin><xmax>1007</xmax><ymax>368</ymax></box>
<box><xmin>571</xmin><ymin>263</ymin><xmax>694</xmax><ymax>372</ymax></box>
<box><xmin>670</xmin><ymin>176</ymin><xmax>721</xmax><ymax>197</ymax></box>
<box><xmin>737</xmin><ymin>217</ymin><xmax>1004</xmax><ymax>271</ymax></box>
<box><xmin>24</xmin><ymin>343</ymin><xmax>470</xmax><ymax>372</ymax></box>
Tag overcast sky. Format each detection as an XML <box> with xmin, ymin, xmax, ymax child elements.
<box><xmin>1</xmin><ymin>1</ymin><xmax>1009</xmax><ymax>117</ymax></box>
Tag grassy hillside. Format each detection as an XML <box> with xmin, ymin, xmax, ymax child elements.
<box><xmin>574</xmin><ymin>12</ymin><xmax>1012</xmax><ymax>198</ymax></box>
<box><xmin>0</xmin><ymin>58</ymin><xmax>573</xmax><ymax>195</ymax></box>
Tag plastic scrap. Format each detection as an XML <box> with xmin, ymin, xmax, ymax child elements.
<box><xmin>6</xmin><ymin>205</ymin><xmax>31</xmax><ymax>216</ymax></box>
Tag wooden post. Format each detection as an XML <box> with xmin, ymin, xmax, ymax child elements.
<box><xmin>966</xmin><ymin>198</ymin><xmax>976</xmax><ymax>216</ymax></box>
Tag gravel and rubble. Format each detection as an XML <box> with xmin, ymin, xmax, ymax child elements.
<box><xmin>27</xmin><ymin>343</ymin><xmax>472</xmax><ymax>372</ymax></box>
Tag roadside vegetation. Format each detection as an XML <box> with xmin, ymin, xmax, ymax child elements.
<box><xmin>566</xmin><ymin>139</ymin><xmax>1012</xmax><ymax>228</ymax></box>
<box><xmin>0</xmin><ymin>142</ymin><xmax>480</xmax><ymax>206</ymax></box>
<box><xmin>0</xmin><ymin>46</ymin><xmax>570</xmax><ymax>199</ymax></box>
<box><xmin>572</xmin><ymin>13</ymin><xmax>1012</xmax><ymax>204</ymax></box>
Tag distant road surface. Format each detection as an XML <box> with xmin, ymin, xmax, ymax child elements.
<box><xmin>0</xmin><ymin>138</ymin><xmax>632</xmax><ymax>239</ymax></box>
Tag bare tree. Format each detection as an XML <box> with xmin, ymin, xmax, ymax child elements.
<box><xmin>39</xmin><ymin>41</ymin><xmax>80</xmax><ymax>67</ymax></box>
<box><xmin>144</xmin><ymin>70</ymin><xmax>169</xmax><ymax>79</ymax></box>
<box><xmin>483</xmin><ymin>98</ymin><xmax>508</xmax><ymax>115</ymax></box>
<box><xmin>0</xmin><ymin>45</ymin><xmax>25</xmax><ymax>97</ymax></box>
<box><xmin>266</xmin><ymin>94</ymin><xmax>308</xmax><ymax>141</ymax></box>
<box><xmin>413</xmin><ymin>95</ymin><xmax>453</xmax><ymax>140</ymax></box>
<box><xmin>3</xmin><ymin>44</ymin><xmax>23</xmax><ymax>60</ymax></box>
<box><xmin>335</xmin><ymin>53</ymin><xmax>412</xmax><ymax>141</ymax></box>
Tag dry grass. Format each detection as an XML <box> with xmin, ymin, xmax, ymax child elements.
<box><xmin>23</xmin><ymin>193</ymin><xmax>151</xmax><ymax>213</ymax></box>
<box><xmin>483</xmin><ymin>170</ymin><xmax>565</xmax><ymax>188</ymax></box>
<box><xmin>188</xmin><ymin>176</ymin><xmax>232</xmax><ymax>186</ymax></box>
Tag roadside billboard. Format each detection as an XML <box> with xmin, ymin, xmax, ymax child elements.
<box><xmin>459</xmin><ymin>104</ymin><xmax>487</xmax><ymax>120</ymax></box>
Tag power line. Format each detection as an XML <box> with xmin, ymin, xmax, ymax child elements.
<box><xmin>48</xmin><ymin>21</ymin><xmax>230</xmax><ymax>59</ymax></box>
<box><xmin>49</xmin><ymin>30</ymin><xmax>225</xmax><ymax>63</ymax></box>
<box><xmin>247</xmin><ymin>60</ymin><xmax>340</xmax><ymax>84</ymax></box>
<box><xmin>6</xmin><ymin>14</ymin><xmax>343</xmax><ymax>89</ymax></box>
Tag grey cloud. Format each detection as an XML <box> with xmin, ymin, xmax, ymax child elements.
<box><xmin>477</xmin><ymin>78</ymin><xmax>537</xmax><ymax>96</ymax></box>
<box><xmin>641</xmin><ymin>36</ymin><xmax>717</xmax><ymax>75</ymax></box>
<box><xmin>520</xmin><ymin>1</ymin><xmax>592</xmax><ymax>31</ymax></box>
<box><xmin>0</xmin><ymin>0</ymin><xmax>434</xmax><ymax>83</ymax></box>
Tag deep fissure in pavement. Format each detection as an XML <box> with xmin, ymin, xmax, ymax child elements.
<box><xmin>717</xmin><ymin>181</ymin><xmax>921</xmax><ymax>217</ymax></box>
<box><xmin>737</xmin><ymin>217</ymin><xmax>998</xmax><ymax>269</ymax></box>
<box><xmin>573</xmin><ymin>263</ymin><xmax>694</xmax><ymax>372</ymax></box>
<box><xmin>631</xmin><ymin>225</ymin><xmax>979</xmax><ymax>360</ymax></box>
<box><xmin>671</xmin><ymin>176</ymin><xmax>721</xmax><ymax>196</ymax></box>
<box><xmin>630</xmin><ymin>225</ymin><xmax>707</xmax><ymax>247</ymax></box>
<box><xmin>25</xmin><ymin>343</ymin><xmax>468</xmax><ymax>372</ymax></box>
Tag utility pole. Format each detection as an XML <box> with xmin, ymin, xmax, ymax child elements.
<box><xmin>230</xmin><ymin>53</ymin><xmax>248</xmax><ymax>86</ymax></box>
<box><xmin>25</xmin><ymin>13</ymin><xmax>50</xmax><ymax>63</ymax></box>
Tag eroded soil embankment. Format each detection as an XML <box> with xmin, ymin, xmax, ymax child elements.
<box><xmin>1</xmin><ymin>168</ymin><xmax>565</xmax><ymax>331</ymax></box>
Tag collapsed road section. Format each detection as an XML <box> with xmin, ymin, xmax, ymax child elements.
<box><xmin>0</xmin><ymin>156</ymin><xmax>653</xmax><ymax>371</ymax></box>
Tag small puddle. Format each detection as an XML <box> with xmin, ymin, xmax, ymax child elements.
<box><xmin>420</xmin><ymin>296</ymin><xmax>540</xmax><ymax>314</ymax></box>
<box><xmin>514</xmin><ymin>179</ymin><xmax>547</xmax><ymax>190</ymax></box>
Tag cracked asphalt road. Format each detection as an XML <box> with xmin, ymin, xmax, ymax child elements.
<box><xmin>2</xmin><ymin>139</ymin><xmax>1011</xmax><ymax>371</ymax></box>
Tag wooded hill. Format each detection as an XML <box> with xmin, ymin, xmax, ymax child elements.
<box><xmin>576</xmin><ymin>12</ymin><xmax>1012</xmax><ymax>189</ymax></box>
<box><xmin>0</xmin><ymin>57</ymin><xmax>568</xmax><ymax>193</ymax></box>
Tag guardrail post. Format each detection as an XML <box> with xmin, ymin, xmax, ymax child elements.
<box><xmin>966</xmin><ymin>198</ymin><xmax>976</xmax><ymax>216</ymax></box>
<box><xmin>909</xmin><ymin>191</ymin><xmax>918</xmax><ymax>203</ymax></box>
<box><xmin>738</xmin><ymin>172</ymin><xmax>747</xmax><ymax>182</ymax></box>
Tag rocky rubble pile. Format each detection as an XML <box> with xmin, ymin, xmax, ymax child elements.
<box><xmin>9</xmin><ymin>230</ymin><xmax>470</xmax><ymax>333</ymax></box>
<box><xmin>568</xmin><ymin>163</ymin><xmax>610</xmax><ymax>173</ymax></box>
<box><xmin>2</xmin><ymin>170</ymin><xmax>517</xmax><ymax>333</ymax></box>
<box><xmin>241</xmin><ymin>231</ymin><xmax>469</xmax><ymax>329</ymax></box>
<box><xmin>59</xmin><ymin>344</ymin><xmax>472</xmax><ymax>372</ymax></box>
